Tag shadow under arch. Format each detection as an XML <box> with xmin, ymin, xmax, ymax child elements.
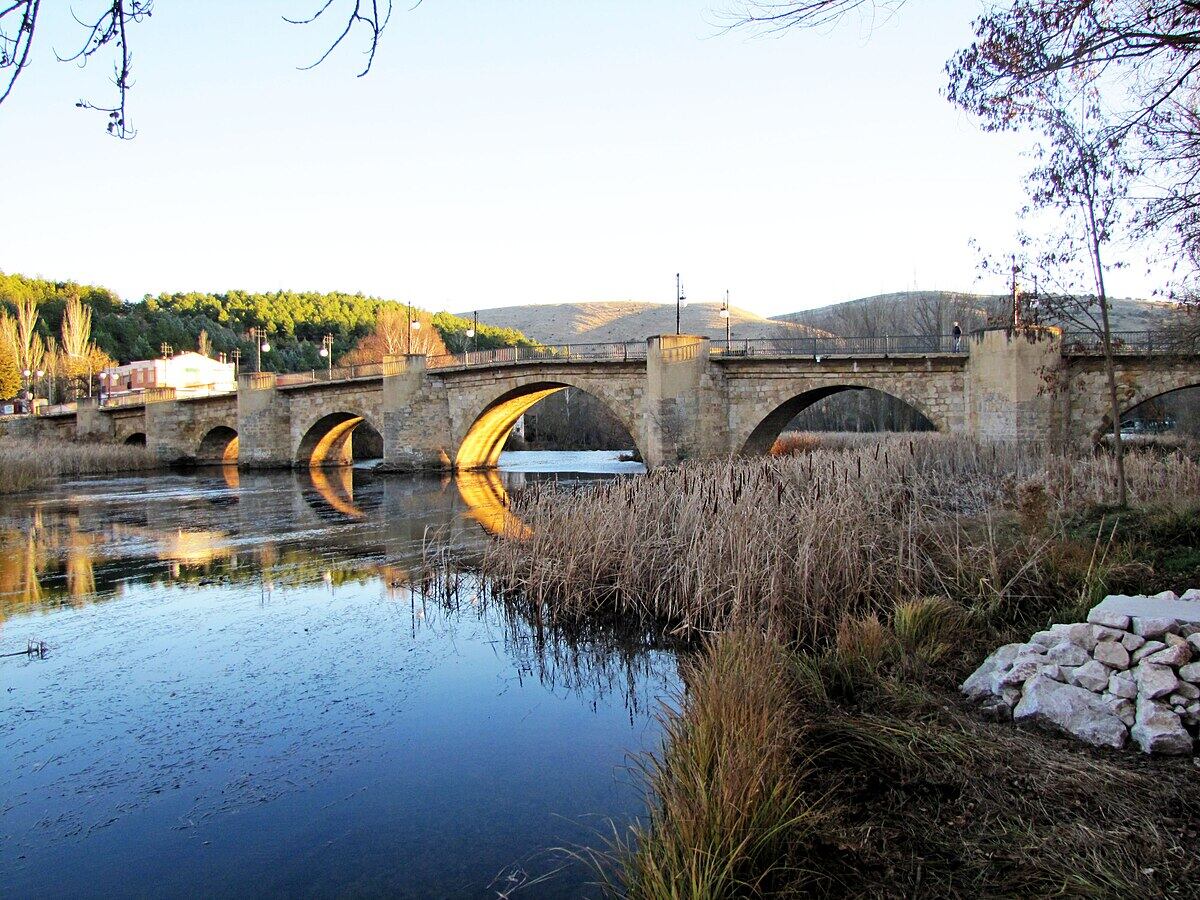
<box><xmin>741</xmin><ymin>385</ymin><xmax>938</xmax><ymax>455</ymax></box>
<box><xmin>124</xmin><ymin>432</ymin><xmax>147</xmax><ymax>446</ymax></box>
<box><xmin>454</xmin><ymin>469</ymin><xmax>531</xmax><ymax>538</ymax></box>
<box><xmin>1104</xmin><ymin>382</ymin><xmax>1200</xmax><ymax>436</ymax></box>
<box><xmin>296</xmin><ymin>413</ymin><xmax>384</xmax><ymax>468</ymax></box>
<box><xmin>456</xmin><ymin>382</ymin><xmax>644</xmax><ymax>471</ymax></box>
<box><xmin>197</xmin><ymin>426</ymin><xmax>239</xmax><ymax>464</ymax></box>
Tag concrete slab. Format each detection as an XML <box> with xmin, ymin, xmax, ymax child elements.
<box><xmin>1090</xmin><ymin>594</ymin><xmax>1200</xmax><ymax>626</ymax></box>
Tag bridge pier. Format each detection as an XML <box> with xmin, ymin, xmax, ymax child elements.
<box><xmin>237</xmin><ymin>373</ymin><xmax>294</xmax><ymax>468</ymax></box>
<box><xmin>644</xmin><ymin>335</ymin><xmax>718</xmax><ymax>467</ymax></box>
<box><xmin>965</xmin><ymin>327</ymin><xmax>1066</xmax><ymax>445</ymax></box>
<box><xmin>382</xmin><ymin>354</ymin><xmax>453</xmax><ymax>471</ymax></box>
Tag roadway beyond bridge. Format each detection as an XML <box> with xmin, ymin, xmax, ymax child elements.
<box><xmin>10</xmin><ymin>327</ymin><xmax>1200</xmax><ymax>470</ymax></box>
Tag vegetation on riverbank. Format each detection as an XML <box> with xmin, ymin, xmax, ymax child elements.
<box><xmin>0</xmin><ymin>436</ymin><xmax>157</xmax><ymax>494</ymax></box>
<box><xmin>449</xmin><ymin>434</ymin><xmax>1200</xmax><ymax>896</ymax></box>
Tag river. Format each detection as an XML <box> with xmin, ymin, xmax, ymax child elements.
<box><xmin>0</xmin><ymin>451</ymin><xmax>673</xmax><ymax>898</ymax></box>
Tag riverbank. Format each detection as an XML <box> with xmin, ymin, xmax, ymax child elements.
<box><xmin>0</xmin><ymin>436</ymin><xmax>157</xmax><ymax>493</ymax></box>
<box><xmin>453</xmin><ymin>434</ymin><xmax>1200</xmax><ymax>895</ymax></box>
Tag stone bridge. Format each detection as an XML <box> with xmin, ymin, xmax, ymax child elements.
<box><xmin>14</xmin><ymin>329</ymin><xmax>1200</xmax><ymax>469</ymax></box>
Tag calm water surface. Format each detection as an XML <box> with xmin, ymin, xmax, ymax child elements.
<box><xmin>0</xmin><ymin>451</ymin><xmax>674</xmax><ymax>898</ymax></box>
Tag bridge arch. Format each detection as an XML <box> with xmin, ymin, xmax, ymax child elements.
<box><xmin>455</xmin><ymin>380</ymin><xmax>645</xmax><ymax>470</ymax></box>
<box><xmin>124</xmin><ymin>432</ymin><xmax>147</xmax><ymax>446</ymax></box>
<box><xmin>197</xmin><ymin>426</ymin><xmax>239</xmax><ymax>464</ymax></box>
<box><xmin>296</xmin><ymin>412</ymin><xmax>385</xmax><ymax>468</ymax></box>
<box><xmin>739</xmin><ymin>384</ymin><xmax>939</xmax><ymax>455</ymax></box>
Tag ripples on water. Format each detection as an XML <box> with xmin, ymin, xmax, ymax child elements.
<box><xmin>0</xmin><ymin>452</ymin><xmax>673</xmax><ymax>898</ymax></box>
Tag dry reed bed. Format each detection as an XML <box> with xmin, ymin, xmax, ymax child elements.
<box><xmin>0</xmin><ymin>436</ymin><xmax>158</xmax><ymax>493</ymax></box>
<box><xmin>474</xmin><ymin>436</ymin><xmax>1200</xmax><ymax>643</ymax></box>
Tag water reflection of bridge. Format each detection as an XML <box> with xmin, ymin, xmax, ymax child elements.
<box><xmin>0</xmin><ymin>468</ymin><xmax>534</xmax><ymax>618</ymax></box>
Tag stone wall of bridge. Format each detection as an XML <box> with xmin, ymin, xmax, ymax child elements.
<box><xmin>8</xmin><ymin>330</ymin><xmax>1200</xmax><ymax>470</ymax></box>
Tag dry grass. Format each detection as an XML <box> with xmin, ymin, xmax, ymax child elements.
<box><xmin>587</xmin><ymin>631</ymin><xmax>828</xmax><ymax>898</ymax></box>
<box><xmin>474</xmin><ymin>435</ymin><xmax>1200</xmax><ymax>645</ymax></box>
<box><xmin>0</xmin><ymin>435</ymin><xmax>157</xmax><ymax>493</ymax></box>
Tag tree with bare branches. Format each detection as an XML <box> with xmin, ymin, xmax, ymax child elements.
<box><xmin>0</xmin><ymin>1</ymin><xmax>397</xmax><ymax>138</ymax></box>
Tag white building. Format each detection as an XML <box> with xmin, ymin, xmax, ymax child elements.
<box><xmin>101</xmin><ymin>352</ymin><xmax>236</xmax><ymax>398</ymax></box>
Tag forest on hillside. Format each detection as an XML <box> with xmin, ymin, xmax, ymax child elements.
<box><xmin>0</xmin><ymin>272</ymin><xmax>537</xmax><ymax>379</ymax></box>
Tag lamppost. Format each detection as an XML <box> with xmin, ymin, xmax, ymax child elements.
<box><xmin>465</xmin><ymin>311</ymin><xmax>478</xmax><ymax>354</ymax></box>
<box><xmin>318</xmin><ymin>333</ymin><xmax>334</xmax><ymax>378</ymax></box>
<box><xmin>231</xmin><ymin>348</ymin><xmax>241</xmax><ymax>377</ymax></box>
<box><xmin>250</xmin><ymin>327</ymin><xmax>270</xmax><ymax>372</ymax></box>
<box><xmin>720</xmin><ymin>289</ymin><xmax>731</xmax><ymax>347</ymax></box>
<box><xmin>675</xmin><ymin>273</ymin><xmax>687</xmax><ymax>335</ymax></box>
<box><xmin>406</xmin><ymin>304</ymin><xmax>421</xmax><ymax>354</ymax></box>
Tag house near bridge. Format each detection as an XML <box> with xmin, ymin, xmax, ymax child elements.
<box><xmin>101</xmin><ymin>352</ymin><xmax>236</xmax><ymax>400</ymax></box>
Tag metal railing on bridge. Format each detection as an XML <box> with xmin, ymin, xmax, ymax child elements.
<box><xmin>274</xmin><ymin>359</ymin><xmax>404</xmax><ymax>387</ymax></box>
<box><xmin>712</xmin><ymin>334</ymin><xmax>967</xmax><ymax>358</ymax></box>
<box><xmin>426</xmin><ymin>342</ymin><xmax>649</xmax><ymax>369</ymax></box>
<box><xmin>101</xmin><ymin>387</ymin><xmax>178</xmax><ymax>408</ymax></box>
<box><xmin>1063</xmin><ymin>331</ymin><xmax>1200</xmax><ymax>356</ymax></box>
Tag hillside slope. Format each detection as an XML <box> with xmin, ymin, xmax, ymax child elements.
<box><xmin>773</xmin><ymin>290</ymin><xmax>1181</xmax><ymax>335</ymax></box>
<box><xmin>460</xmin><ymin>301</ymin><xmax>824</xmax><ymax>345</ymax></box>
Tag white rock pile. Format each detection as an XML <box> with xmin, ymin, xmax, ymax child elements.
<box><xmin>962</xmin><ymin>589</ymin><xmax>1200</xmax><ymax>755</ymax></box>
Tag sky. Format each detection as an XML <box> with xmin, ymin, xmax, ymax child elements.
<box><xmin>0</xmin><ymin>0</ymin><xmax>1155</xmax><ymax>317</ymax></box>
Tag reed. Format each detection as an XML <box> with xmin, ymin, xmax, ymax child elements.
<box><xmin>474</xmin><ymin>435</ymin><xmax>1200</xmax><ymax>645</ymax></box>
<box><xmin>594</xmin><ymin>631</ymin><xmax>828</xmax><ymax>898</ymax></box>
<box><xmin>0</xmin><ymin>436</ymin><xmax>157</xmax><ymax>493</ymax></box>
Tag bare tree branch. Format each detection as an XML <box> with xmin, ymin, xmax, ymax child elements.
<box><xmin>285</xmin><ymin>0</ymin><xmax>398</xmax><ymax>77</ymax></box>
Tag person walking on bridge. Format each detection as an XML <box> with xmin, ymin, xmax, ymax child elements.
<box><xmin>952</xmin><ymin>321</ymin><xmax>962</xmax><ymax>352</ymax></box>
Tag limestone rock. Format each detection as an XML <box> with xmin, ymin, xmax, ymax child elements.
<box><xmin>1087</xmin><ymin>607</ymin><xmax>1131</xmax><ymax>630</ymax></box>
<box><xmin>1107</xmin><ymin>671</ymin><xmax>1138</xmax><ymax>699</ymax></box>
<box><xmin>999</xmin><ymin>653</ymin><xmax>1048</xmax><ymax>687</ymax></box>
<box><xmin>1051</xmin><ymin>623</ymin><xmax>1098</xmax><ymax>652</ymax></box>
<box><xmin>1093</xmin><ymin>641</ymin><xmax>1130</xmax><ymax>670</ymax></box>
<box><xmin>1178</xmin><ymin>662</ymin><xmax>1200</xmax><ymax>684</ymax></box>
<box><xmin>1132</xmin><ymin>617</ymin><xmax>1176</xmax><ymax>640</ymax></box>
<box><xmin>1182</xmin><ymin>588</ymin><xmax>1200</xmax><ymax>602</ymax></box>
<box><xmin>1131</xmin><ymin>640</ymin><xmax>1167</xmax><ymax>664</ymax></box>
<box><xmin>1131</xmin><ymin>698</ymin><xmax>1193</xmax><ymax>755</ymax></box>
<box><xmin>1105</xmin><ymin>696</ymin><xmax>1137</xmax><ymax>727</ymax></box>
<box><xmin>1014</xmin><ymin>675</ymin><xmax>1128</xmax><ymax>750</ymax></box>
<box><xmin>1040</xmin><ymin>664</ymin><xmax>1066</xmax><ymax>683</ymax></box>
<box><xmin>1045</xmin><ymin>642</ymin><xmax>1091</xmax><ymax>667</ymax></box>
<box><xmin>1029</xmin><ymin>630</ymin><xmax>1058</xmax><ymax>648</ymax></box>
<box><xmin>1069</xmin><ymin>660</ymin><xmax>1112</xmax><ymax>693</ymax></box>
<box><xmin>1151</xmin><ymin>590</ymin><xmax>1180</xmax><ymax>603</ymax></box>
<box><xmin>1121</xmin><ymin>632</ymin><xmax>1147</xmax><ymax>653</ymax></box>
<box><xmin>1174</xmin><ymin>680</ymin><xmax>1200</xmax><ymax>701</ymax></box>
<box><xmin>1143</xmin><ymin>643</ymin><xmax>1191</xmax><ymax>668</ymax></box>
<box><xmin>1133</xmin><ymin>663</ymin><xmax>1180</xmax><ymax>700</ymax></box>
<box><xmin>1186</xmin><ymin>633</ymin><xmax>1200</xmax><ymax>655</ymax></box>
<box><xmin>961</xmin><ymin>644</ymin><xmax>1023</xmax><ymax>701</ymax></box>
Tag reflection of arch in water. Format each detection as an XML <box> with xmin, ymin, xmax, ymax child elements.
<box><xmin>457</xmin><ymin>382</ymin><xmax>644</xmax><ymax>471</ymax></box>
<box><xmin>197</xmin><ymin>426</ymin><xmax>239</xmax><ymax>464</ymax></box>
<box><xmin>296</xmin><ymin>413</ymin><xmax>384</xmax><ymax>468</ymax></box>
<box><xmin>305</xmin><ymin>466</ymin><xmax>367</xmax><ymax>520</ymax></box>
<box><xmin>124</xmin><ymin>432</ymin><xmax>147</xmax><ymax>446</ymax></box>
<box><xmin>741</xmin><ymin>385</ymin><xmax>938</xmax><ymax>455</ymax></box>
<box><xmin>454</xmin><ymin>469</ymin><xmax>531</xmax><ymax>538</ymax></box>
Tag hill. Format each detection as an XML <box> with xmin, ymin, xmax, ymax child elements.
<box><xmin>772</xmin><ymin>290</ymin><xmax>1181</xmax><ymax>336</ymax></box>
<box><xmin>460</xmin><ymin>301</ymin><xmax>824</xmax><ymax>346</ymax></box>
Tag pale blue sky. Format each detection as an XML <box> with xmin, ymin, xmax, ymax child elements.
<box><xmin>0</xmin><ymin>1</ymin><xmax>1150</xmax><ymax>315</ymax></box>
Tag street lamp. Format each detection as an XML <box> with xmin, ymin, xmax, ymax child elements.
<box><xmin>318</xmin><ymin>333</ymin><xmax>334</xmax><ymax>377</ymax></box>
<box><xmin>250</xmin><ymin>326</ymin><xmax>270</xmax><ymax>372</ymax></box>
<box><xmin>675</xmin><ymin>273</ymin><xmax>687</xmax><ymax>335</ymax></box>
<box><xmin>98</xmin><ymin>371</ymin><xmax>109</xmax><ymax>404</ymax></box>
<box><xmin>465</xmin><ymin>310</ymin><xmax>478</xmax><ymax>355</ymax></box>
<box><xmin>720</xmin><ymin>289</ymin><xmax>731</xmax><ymax>347</ymax></box>
<box><xmin>406</xmin><ymin>303</ymin><xmax>421</xmax><ymax>354</ymax></box>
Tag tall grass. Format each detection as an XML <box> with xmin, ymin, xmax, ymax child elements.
<box><xmin>594</xmin><ymin>631</ymin><xmax>827</xmax><ymax>898</ymax></box>
<box><xmin>0</xmin><ymin>436</ymin><xmax>157</xmax><ymax>493</ymax></box>
<box><xmin>473</xmin><ymin>435</ymin><xmax>1200</xmax><ymax>644</ymax></box>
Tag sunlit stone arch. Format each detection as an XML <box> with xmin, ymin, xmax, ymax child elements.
<box><xmin>197</xmin><ymin>425</ymin><xmax>239</xmax><ymax>464</ymax></box>
<box><xmin>295</xmin><ymin>410</ymin><xmax>385</xmax><ymax>468</ymax></box>
<box><xmin>450</xmin><ymin>374</ymin><xmax>646</xmax><ymax>470</ymax></box>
